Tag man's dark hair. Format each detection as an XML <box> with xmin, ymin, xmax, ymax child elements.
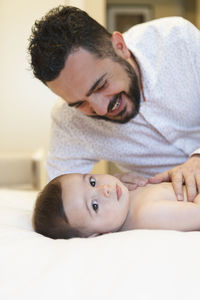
<box><xmin>33</xmin><ymin>177</ymin><xmax>82</xmax><ymax>239</ymax></box>
<box><xmin>28</xmin><ymin>5</ymin><xmax>114</xmax><ymax>83</ymax></box>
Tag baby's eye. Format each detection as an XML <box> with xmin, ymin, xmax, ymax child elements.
<box><xmin>92</xmin><ymin>200</ymin><xmax>98</xmax><ymax>212</ymax></box>
<box><xmin>89</xmin><ymin>176</ymin><xmax>96</xmax><ymax>187</ymax></box>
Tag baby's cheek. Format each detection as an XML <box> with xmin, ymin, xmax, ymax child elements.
<box><xmin>121</xmin><ymin>202</ymin><xmax>129</xmax><ymax>220</ymax></box>
<box><xmin>194</xmin><ymin>193</ymin><xmax>200</xmax><ymax>204</ymax></box>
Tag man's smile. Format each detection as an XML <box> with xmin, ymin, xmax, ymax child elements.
<box><xmin>108</xmin><ymin>93</ymin><xmax>124</xmax><ymax>116</ymax></box>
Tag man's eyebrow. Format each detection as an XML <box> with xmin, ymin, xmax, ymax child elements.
<box><xmin>68</xmin><ymin>73</ymin><xmax>107</xmax><ymax>107</ymax></box>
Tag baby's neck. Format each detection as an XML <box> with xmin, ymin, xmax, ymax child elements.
<box><xmin>119</xmin><ymin>187</ymin><xmax>142</xmax><ymax>232</ymax></box>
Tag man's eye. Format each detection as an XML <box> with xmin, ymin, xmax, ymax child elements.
<box><xmin>89</xmin><ymin>176</ymin><xmax>96</xmax><ymax>187</ymax></box>
<box><xmin>96</xmin><ymin>80</ymin><xmax>107</xmax><ymax>92</ymax></box>
<box><xmin>92</xmin><ymin>200</ymin><xmax>98</xmax><ymax>212</ymax></box>
<box><xmin>75</xmin><ymin>101</ymin><xmax>84</xmax><ymax>108</ymax></box>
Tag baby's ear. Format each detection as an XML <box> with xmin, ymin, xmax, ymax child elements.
<box><xmin>89</xmin><ymin>232</ymin><xmax>111</xmax><ymax>238</ymax></box>
<box><xmin>89</xmin><ymin>233</ymin><xmax>99</xmax><ymax>238</ymax></box>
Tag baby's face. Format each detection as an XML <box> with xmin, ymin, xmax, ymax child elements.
<box><xmin>60</xmin><ymin>173</ymin><xmax>129</xmax><ymax>237</ymax></box>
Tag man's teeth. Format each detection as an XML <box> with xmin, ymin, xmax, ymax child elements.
<box><xmin>111</xmin><ymin>98</ymin><xmax>121</xmax><ymax>111</ymax></box>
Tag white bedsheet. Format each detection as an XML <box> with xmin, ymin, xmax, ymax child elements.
<box><xmin>0</xmin><ymin>188</ymin><xmax>200</xmax><ymax>300</ymax></box>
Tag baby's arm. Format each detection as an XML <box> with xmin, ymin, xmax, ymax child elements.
<box><xmin>136</xmin><ymin>193</ymin><xmax>200</xmax><ymax>231</ymax></box>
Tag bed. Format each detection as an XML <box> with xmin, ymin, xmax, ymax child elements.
<box><xmin>1</xmin><ymin>187</ymin><xmax>200</xmax><ymax>300</ymax></box>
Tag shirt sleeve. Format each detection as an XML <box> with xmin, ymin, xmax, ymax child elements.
<box><xmin>46</xmin><ymin>100</ymin><xmax>98</xmax><ymax>180</ymax></box>
<box><xmin>184</xmin><ymin>19</ymin><xmax>200</xmax><ymax>157</ymax></box>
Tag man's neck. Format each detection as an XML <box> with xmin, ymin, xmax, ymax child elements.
<box><xmin>129</xmin><ymin>51</ymin><xmax>146</xmax><ymax>102</ymax></box>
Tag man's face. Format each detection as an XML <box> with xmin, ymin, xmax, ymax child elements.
<box><xmin>60</xmin><ymin>173</ymin><xmax>130</xmax><ymax>237</ymax></box>
<box><xmin>47</xmin><ymin>47</ymin><xmax>140</xmax><ymax>124</ymax></box>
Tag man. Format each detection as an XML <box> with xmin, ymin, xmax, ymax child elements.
<box><xmin>29</xmin><ymin>6</ymin><xmax>200</xmax><ymax>201</ymax></box>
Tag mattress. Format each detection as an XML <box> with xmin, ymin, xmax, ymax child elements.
<box><xmin>0</xmin><ymin>188</ymin><xmax>200</xmax><ymax>300</ymax></box>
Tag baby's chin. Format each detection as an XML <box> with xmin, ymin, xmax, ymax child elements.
<box><xmin>122</xmin><ymin>184</ymin><xmax>129</xmax><ymax>200</ymax></box>
<box><xmin>124</xmin><ymin>188</ymin><xmax>131</xmax><ymax>217</ymax></box>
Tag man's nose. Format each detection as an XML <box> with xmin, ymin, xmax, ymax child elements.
<box><xmin>89</xmin><ymin>94</ymin><xmax>110</xmax><ymax>116</ymax></box>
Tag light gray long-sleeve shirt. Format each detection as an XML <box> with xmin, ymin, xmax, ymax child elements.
<box><xmin>47</xmin><ymin>17</ymin><xmax>200</xmax><ymax>180</ymax></box>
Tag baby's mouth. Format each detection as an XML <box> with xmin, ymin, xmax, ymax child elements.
<box><xmin>116</xmin><ymin>184</ymin><xmax>122</xmax><ymax>201</ymax></box>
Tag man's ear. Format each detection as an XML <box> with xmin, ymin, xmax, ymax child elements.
<box><xmin>111</xmin><ymin>31</ymin><xmax>131</xmax><ymax>60</ymax></box>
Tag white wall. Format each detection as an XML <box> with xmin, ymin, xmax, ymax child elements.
<box><xmin>67</xmin><ymin>0</ymin><xmax>106</xmax><ymax>26</ymax></box>
<box><xmin>0</xmin><ymin>0</ymin><xmax>64</xmax><ymax>155</ymax></box>
<box><xmin>0</xmin><ymin>0</ymin><xmax>106</xmax><ymax>157</ymax></box>
<box><xmin>0</xmin><ymin>0</ymin><xmax>107</xmax><ymax>180</ymax></box>
<box><xmin>197</xmin><ymin>0</ymin><xmax>200</xmax><ymax>29</ymax></box>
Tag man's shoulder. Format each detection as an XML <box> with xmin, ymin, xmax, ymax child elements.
<box><xmin>51</xmin><ymin>98</ymin><xmax>75</xmax><ymax>119</ymax></box>
<box><xmin>51</xmin><ymin>98</ymin><xmax>89</xmax><ymax>126</ymax></box>
<box><xmin>127</xmin><ymin>16</ymin><xmax>188</xmax><ymax>32</ymax></box>
<box><xmin>124</xmin><ymin>16</ymin><xmax>190</xmax><ymax>42</ymax></box>
<box><xmin>145</xmin><ymin>16</ymin><xmax>188</xmax><ymax>27</ymax></box>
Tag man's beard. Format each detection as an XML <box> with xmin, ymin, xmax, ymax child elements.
<box><xmin>90</xmin><ymin>57</ymin><xmax>141</xmax><ymax>124</ymax></box>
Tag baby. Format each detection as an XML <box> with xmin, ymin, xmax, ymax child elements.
<box><xmin>33</xmin><ymin>173</ymin><xmax>200</xmax><ymax>239</ymax></box>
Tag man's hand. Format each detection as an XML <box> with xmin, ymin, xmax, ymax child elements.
<box><xmin>149</xmin><ymin>155</ymin><xmax>200</xmax><ymax>202</ymax></box>
<box><xmin>114</xmin><ymin>172</ymin><xmax>148</xmax><ymax>191</ymax></box>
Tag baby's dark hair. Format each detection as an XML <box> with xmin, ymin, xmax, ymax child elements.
<box><xmin>33</xmin><ymin>176</ymin><xmax>82</xmax><ymax>239</ymax></box>
<box><xmin>28</xmin><ymin>5</ymin><xmax>114</xmax><ymax>83</ymax></box>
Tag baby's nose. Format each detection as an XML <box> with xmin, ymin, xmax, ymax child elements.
<box><xmin>99</xmin><ymin>184</ymin><xmax>111</xmax><ymax>197</ymax></box>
